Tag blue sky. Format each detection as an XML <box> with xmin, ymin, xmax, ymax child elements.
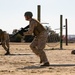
<box><xmin>0</xmin><ymin>0</ymin><xmax>75</xmax><ymax>35</ymax></box>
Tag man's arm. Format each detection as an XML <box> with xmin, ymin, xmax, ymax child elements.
<box><xmin>11</xmin><ymin>25</ymin><xmax>29</xmax><ymax>38</ymax></box>
<box><xmin>24</xmin><ymin>21</ymin><xmax>37</xmax><ymax>35</ymax></box>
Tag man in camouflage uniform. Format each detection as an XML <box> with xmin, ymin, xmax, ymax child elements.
<box><xmin>0</xmin><ymin>29</ymin><xmax>10</xmax><ymax>55</ymax></box>
<box><xmin>23</xmin><ymin>12</ymin><xmax>49</xmax><ymax>66</ymax></box>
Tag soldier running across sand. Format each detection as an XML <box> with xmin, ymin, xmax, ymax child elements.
<box><xmin>23</xmin><ymin>11</ymin><xmax>50</xmax><ymax>66</ymax></box>
<box><xmin>0</xmin><ymin>29</ymin><xmax>10</xmax><ymax>55</ymax></box>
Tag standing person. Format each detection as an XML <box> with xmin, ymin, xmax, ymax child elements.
<box><xmin>0</xmin><ymin>29</ymin><xmax>10</xmax><ymax>55</ymax></box>
<box><xmin>23</xmin><ymin>11</ymin><xmax>49</xmax><ymax>66</ymax></box>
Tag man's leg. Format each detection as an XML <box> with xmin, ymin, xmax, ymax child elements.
<box><xmin>37</xmin><ymin>31</ymin><xmax>49</xmax><ymax>66</ymax></box>
<box><xmin>30</xmin><ymin>37</ymin><xmax>46</xmax><ymax>64</ymax></box>
<box><xmin>31</xmin><ymin>36</ymin><xmax>49</xmax><ymax>66</ymax></box>
<box><xmin>2</xmin><ymin>42</ymin><xmax>7</xmax><ymax>51</ymax></box>
<box><xmin>2</xmin><ymin>41</ymin><xmax>10</xmax><ymax>55</ymax></box>
<box><xmin>30</xmin><ymin>37</ymin><xmax>39</xmax><ymax>55</ymax></box>
<box><xmin>6</xmin><ymin>40</ymin><xmax>10</xmax><ymax>55</ymax></box>
<box><xmin>37</xmin><ymin>38</ymin><xmax>48</xmax><ymax>63</ymax></box>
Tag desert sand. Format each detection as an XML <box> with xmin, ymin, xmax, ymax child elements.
<box><xmin>0</xmin><ymin>42</ymin><xmax>75</xmax><ymax>75</ymax></box>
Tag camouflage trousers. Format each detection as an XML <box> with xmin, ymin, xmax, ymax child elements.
<box><xmin>1</xmin><ymin>33</ymin><xmax>10</xmax><ymax>53</ymax></box>
<box><xmin>30</xmin><ymin>31</ymin><xmax>49</xmax><ymax>63</ymax></box>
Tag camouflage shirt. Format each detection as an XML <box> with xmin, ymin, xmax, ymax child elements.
<box><xmin>24</xmin><ymin>18</ymin><xmax>46</xmax><ymax>36</ymax></box>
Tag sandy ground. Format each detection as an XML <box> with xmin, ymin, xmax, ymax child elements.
<box><xmin>0</xmin><ymin>42</ymin><xmax>75</xmax><ymax>75</ymax></box>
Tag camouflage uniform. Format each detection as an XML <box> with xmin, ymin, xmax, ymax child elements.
<box><xmin>24</xmin><ymin>18</ymin><xmax>49</xmax><ymax>63</ymax></box>
<box><xmin>0</xmin><ymin>29</ymin><xmax>10</xmax><ymax>55</ymax></box>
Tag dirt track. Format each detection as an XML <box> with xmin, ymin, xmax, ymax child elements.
<box><xmin>0</xmin><ymin>43</ymin><xmax>75</xmax><ymax>75</ymax></box>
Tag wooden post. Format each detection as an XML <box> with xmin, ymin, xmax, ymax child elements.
<box><xmin>37</xmin><ymin>5</ymin><xmax>41</xmax><ymax>22</ymax></box>
<box><xmin>65</xmin><ymin>19</ymin><xmax>68</xmax><ymax>45</ymax></box>
<box><xmin>60</xmin><ymin>15</ymin><xmax>63</xmax><ymax>49</ymax></box>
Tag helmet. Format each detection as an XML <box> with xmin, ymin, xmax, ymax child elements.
<box><xmin>24</xmin><ymin>11</ymin><xmax>33</xmax><ymax>18</ymax></box>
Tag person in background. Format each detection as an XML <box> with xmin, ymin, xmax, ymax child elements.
<box><xmin>0</xmin><ymin>29</ymin><xmax>10</xmax><ymax>55</ymax></box>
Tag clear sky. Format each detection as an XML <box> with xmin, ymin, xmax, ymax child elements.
<box><xmin>0</xmin><ymin>0</ymin><xmax>75</xmax><ymax>35</ymax></box>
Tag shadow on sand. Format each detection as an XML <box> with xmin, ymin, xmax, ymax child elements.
<box><xmin>17</xmin><ymin>64</ymin><xmax>75</xmax><ymax>70</ymax></box>
<box><xmin>9</xmin><ymin>53</ymin><xmax>34</xmax><ymax>56</ymax></box>
<box><xmin>0</xmin><ymin>53</ymin><xmax>34</xmax><ymax>56</ymax></box>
